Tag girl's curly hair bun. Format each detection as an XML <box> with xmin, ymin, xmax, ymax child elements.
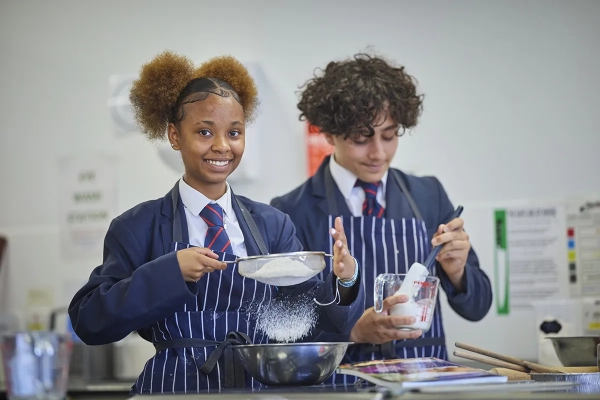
<box><xmin>129</xmin><ymin>51</ymin><xmax>259</xmax><ymax>141</ymax></box>
<box><xmin>129</xmin><ymin>51</ymin><xmax>194</xmax><ymax>141</ymax></box>
<box><xmin>195</xmin><ymin>56</ymin><xmax>259</xmax><ymax>123</ymax></box>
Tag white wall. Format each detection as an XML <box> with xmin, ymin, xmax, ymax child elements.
<box><xmin>1</xmin><ymin>0</ymin><xmax>599</xmax><ymax>361</ymax></box>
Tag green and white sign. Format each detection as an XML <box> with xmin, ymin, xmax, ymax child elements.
<box><xmin>493</xmin><ymin>206</ymin><xmax>566</xmax><ymax>315</ymax></box>
<box><xmin>494</xmin><ymin>210</ymin><xmax>509</xmax><ymax>315</ymax></box>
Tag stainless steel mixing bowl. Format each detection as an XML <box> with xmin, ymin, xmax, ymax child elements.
<box><xmin>546</xmin><ymin>336</ymin><xmax>600</xmax><ymax>367</ymax></box>
<box><xmin>233</xmin><ymin>342</ymin><xmax>351</xmax><ymax>386</ymax></box>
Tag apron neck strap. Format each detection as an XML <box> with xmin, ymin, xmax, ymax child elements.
<box><xmin>233</xmin><ymin>194</ymin><xmax>269</xmax><ymax>255</ymax></box>
<box><xmin>389</xmin><ymin>169</ymin><xmax>424</xmax><ymax>221</ymax></box>
<box><xmin>324</xmin><ymin>164</ymin><xmax>424</xmax><ymax>220</ymax></box>
<box><xmin>171</xmin><ymin>180</ymin><xmax>183</xmax><ymax>243</ymax></box>
<box><xmin>324</xmin><ymin>164</ymin><xmax>340</xmax><ymax>216</ymax></box>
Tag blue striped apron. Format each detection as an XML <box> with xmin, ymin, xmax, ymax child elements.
<box><xmin>318</xmin><ymin>166</ymin><xmax>447</xmax><ymax>385</ymax></box>
<box><xmin>132</xmin><ymin>182</ymin><xmax>273</xmax><ymax>394</ymax></box>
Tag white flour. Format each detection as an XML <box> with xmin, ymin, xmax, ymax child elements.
<box><xmin>247</xmin><ymin>258</ymin><xmax>316</xmax><ymax>279</ymax></box>
<box><xmin>248</xmin><ymin>292</ymin><xmax>317</xmax><ymax>343</ymax></box>
<box><xmin>390</xmin><ymin>299</ymin><xmax>433</xmax><ymax>331</ymax></box>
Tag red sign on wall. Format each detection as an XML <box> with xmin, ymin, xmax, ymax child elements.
<box><xmin>306</xmin><ymin>123</ymin><xmax>334</xmax><ymax>177</ymax></box>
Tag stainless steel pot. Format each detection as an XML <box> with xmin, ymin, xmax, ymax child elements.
<box><xmin>546</xmin><ymin>336</ymin><xmax>600</xmax><ymax>367</ymax></box>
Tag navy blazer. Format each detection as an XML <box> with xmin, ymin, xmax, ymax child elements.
<box><xmin>271</xmin><ymin>157</ymin><xmax>492</xmax><ymax>322</ymax></box>
<box><xmin>68</xmin><ymin>185</ymin><xmax>365</xmax><ymax>345</ymax></box>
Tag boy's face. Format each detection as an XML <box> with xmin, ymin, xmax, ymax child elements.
<box><xmin>325</xmin><ymin>113</ymin><xmax>399</xmax><ymax>184</ymax></box>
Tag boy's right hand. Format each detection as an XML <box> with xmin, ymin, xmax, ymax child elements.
<box><xmin>349</xmin><ymin>295</ymin><xmax>423</xmax><ymax>344</ymax></box>
<box><xmin>176</xmin><ymin>247</ymin><xmax>227</xmax><ymax>282</ymax></box>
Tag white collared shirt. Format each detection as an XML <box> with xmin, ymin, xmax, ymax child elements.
<box><xmin>328</xmin><ymin>155</ymin><xmax>388</xmax><ymax>217</ymax></box>
<box><xmin>178</xmin><ymin>177</ymin><xmax>248</xmax><ymax>257</ymax></box>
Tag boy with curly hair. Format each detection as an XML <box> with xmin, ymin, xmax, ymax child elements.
<box><xmin>271</xmin><ymin>53</ymin><xmax>492</xmax><ymax>382</ymax></box>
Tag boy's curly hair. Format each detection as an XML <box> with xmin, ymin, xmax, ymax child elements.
<box><xmin>297</xmin><ymin>53</ymin><xmax>424</xmax><ymax>138</ymax></box>
<box><xmin>129</xmin><ymin>51</ymin><xmax>259</xmax><ymax>141</ymax></box>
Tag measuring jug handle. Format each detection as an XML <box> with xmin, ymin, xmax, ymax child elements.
<box><xmin>374</xmin><ymin>274</ymin><xmax>388</xmax><ymax>313</ymax></box>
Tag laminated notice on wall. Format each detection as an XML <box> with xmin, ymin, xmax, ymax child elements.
<box><xmin>494</xmin><ymin>206</ymin><xmax>566</xmax><ymax>314</ymax></box>
<box><xmin>58</xmin><ymin>156</ymin><xmax>117</xmax><ymax>261</ymax></box>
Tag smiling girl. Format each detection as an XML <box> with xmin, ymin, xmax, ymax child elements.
<box><xmin>68</xmin><ymin>51</ymin><xmax>364</xmax><ymax>394</ymax></box>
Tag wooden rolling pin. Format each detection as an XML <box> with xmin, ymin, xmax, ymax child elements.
<box><xmin>454</xmin><ymin>350</ymin><xmax>529</xmax><ymax>372</ymax></box>
<box><xmin>454</xmin><ymin>342</ymin><xmax>563</xmax><ymax>374</ymax></box>
<box><xmin>489</xmin><ymin>367</ymin><xmax>531</xmax><ymax>381</ymax></box>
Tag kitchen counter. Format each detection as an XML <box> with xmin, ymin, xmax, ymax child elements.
<box><xmin>2</xmin><ymin>381</ymin><xmax>600</xmax><ymax>400</ymax></box>
<box><xmin>0</xmin><ymin>379</ymin><xmax>133</xmax><ymax>400</ymax></box>
<box><xmin>66</xmin><ymin>377</ymin><xmax>135</xmax><ymax>393</ymax></box>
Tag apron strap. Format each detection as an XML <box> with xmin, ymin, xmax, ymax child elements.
<box><xmin>171</xmin><ymin>180</ymin><xmax>184</xmax><ymax>243</ymax></box>
<box><xmin>154</xmin><ymin>331</ymin><xmax>252</xmax><ymax>389</ymax></box>
<box><xmin>324</xmin><ymin>163</ymin><xmax>339</xmax><ymax>216</ymax></box>
<box><xmin>389</xmin><ymin>169</ymin><xmax>424</xmax><ymax>221</ymax></box>
<box><xmin>233</xmin><ymin>193</ymin><xmax>269</xmax><ymax>256</ymax></box>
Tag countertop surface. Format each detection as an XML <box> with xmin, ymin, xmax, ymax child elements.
<box><xmin>1</xmin><ymin>360</ymin><xmax>599</xmax><ymax>399</ymax></box>
<box><xmin>3</xmin><ymin>380</ymin><xmax>600</xmax><ymax>400</ymax></box>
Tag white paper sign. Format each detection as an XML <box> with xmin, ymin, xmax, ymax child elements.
<box><xmin>59</xmin><ymin>156</ymin><xmax>117</xmax><ymax>260</ymax></box>
<box><xmin>494</xmin><ymin>205</ymin><xmax>567</xmax><ymax>313</ymax></box>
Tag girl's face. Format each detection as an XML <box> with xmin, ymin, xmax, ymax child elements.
<box><xmin>168</xmin><ymin>93</ymin><xmax>245</xmax><ymax>199</ymax></box>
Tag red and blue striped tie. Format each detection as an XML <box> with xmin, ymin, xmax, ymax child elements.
<box><xmin>200</xmin><ymin>203</ymin><xmax>234</xmax><ymax>254</ymax></box>
<box><xmin>355</xmin><ymin>179</ymin><xmax>385</xmax><ymax>218</ymax></box>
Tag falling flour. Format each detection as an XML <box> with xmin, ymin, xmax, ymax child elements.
<box><xmin>247</xmin><ymin>258</ymin><xmax>316</xmax><ymax>279</ymax></box>
<box><xmin>248</xmin><ymin>292</ymin><xmax>318</xmax><ymax>343</ymax></box>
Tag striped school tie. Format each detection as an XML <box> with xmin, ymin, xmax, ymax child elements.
<box><xmin>355</xmin><ymin>179</ymin><xmax>385</xmax><ymax>218</ymax></box>
<box><xmin>200</xmin><ymin>203</ymin><xmax>234</xmax><ymax>254</ymax></box>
